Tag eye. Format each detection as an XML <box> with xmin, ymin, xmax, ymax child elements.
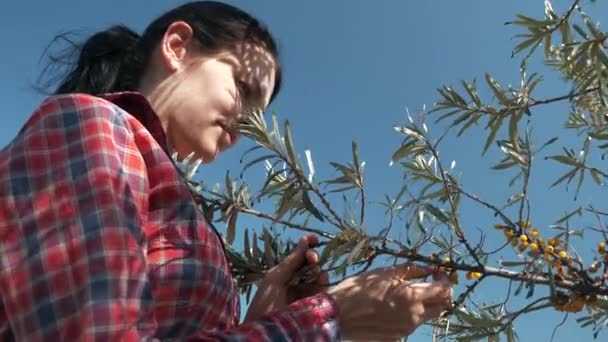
<box><xmin>236</xmin><ymin>80</ymin><xmax>252</xmax><ymax>100</ymax></box>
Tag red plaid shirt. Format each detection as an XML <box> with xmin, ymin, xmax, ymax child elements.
<box><xmin>0</xmin><ymin>92</ymin><xmax>340</xmax><ymax>341</ymax></box>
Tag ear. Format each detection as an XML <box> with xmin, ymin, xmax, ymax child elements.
<box><xmin>160</xmin><ymin>21</ymin><xmax>194</xmax><ymax>72</ymax></box>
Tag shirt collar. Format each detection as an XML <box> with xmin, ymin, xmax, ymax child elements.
<box><xmin>101</xmin><ymin>91</ymin><xmax>170</xmax><ymax>155</ymax></box>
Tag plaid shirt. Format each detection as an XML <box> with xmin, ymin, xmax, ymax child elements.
<box><xmin>0</xmin><ymin>92</ymin><xmax>340</xmax><ymax>341</ymax></box>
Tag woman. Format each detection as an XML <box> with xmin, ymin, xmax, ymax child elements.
<box><xmin>0</xmin><ymin>1</ymin><xmax>452</xmax><ymax>340</ymax></box>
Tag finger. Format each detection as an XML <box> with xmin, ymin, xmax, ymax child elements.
<box><xmin>316</xmin><ymin>270</ymin><xmax>330</xmax><ymax>288</ymax></box>
<box><xmin>306</xmin><ymin>234</ymin><xmax>319</xmax><ymax>247</ymax></box>
<box><xmin>306</xmin><ymin>249</ymin><xmax>319</xmax><ymax>264</ymax></box>
<box><xmin>414</xmin><ymin>281</ymin><xmax>452</xmax><ymax>304</ymax></box>
<box><xmin>432</xmin><ymin>269</ymin><xmax>450</xmax><ymax>282</ymax></box>
<box><xmin>266</xmin><ymin>236</ymin><xmax>311</xmax><ymax>283</ymax></box>
<box><xmin>393</xmin><ymin>263</ymin><xmax>434</xmax><ymax>281</ymax></box>
<box><xmin>290</xmin><ymin>271</ymin><xmax>329</xmax><ymax>299</ymax></box>
<box><xmin>421</xmin><ymin>303</ymin><xmax>448</xmax><ymax>322</ymax></box>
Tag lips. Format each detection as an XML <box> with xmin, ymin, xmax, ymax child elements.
<box><xmin>216</xmin><ymin>121</ymin><xmax>235</xmax><ymax>151</ymax></box>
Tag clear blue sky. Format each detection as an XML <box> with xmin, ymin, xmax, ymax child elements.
<box><xmin>2</xmin><ymin>1</ymin><xmax>608</xmax><ymax>341</ymax></box>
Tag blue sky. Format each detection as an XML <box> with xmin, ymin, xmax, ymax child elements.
<box><xmin>2</xmin><ymin>1</ymin><xmax>608</xmax><ymax>340</ymax></box>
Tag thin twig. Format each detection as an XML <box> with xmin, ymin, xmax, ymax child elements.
<box><xmin>237</xmin><ymin>207</ymin><xmax>335</xmax><ymax>239</ymax></box>
<box><xmin>550</xmin><ymin>313</ymin><xmax>569</xmax><ymax>342</ymax></box>
<box><xmin>458</xmin><ymin>189</ymin><xmax>518</xmax><ymax>229</ymax></box>
<box><xmin>426</xmin><ymin>139</ymin><xmax>483</xmax><ymax>267</ymax></box>
<box><xmin>376</xmin><ymin>247</ymin><xmax>608</xmax><ymax>295</ymax></box>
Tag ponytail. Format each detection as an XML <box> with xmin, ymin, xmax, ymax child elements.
<box><xmin>40</xmin><ymin>25</ymin><xmax>141</xmax><ymax>95</ymax></box>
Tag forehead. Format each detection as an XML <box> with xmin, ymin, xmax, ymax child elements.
<box><xmin>219</xmin><ymin>42</ymin><xmax>277</xmax><ymax>107</ymax></box>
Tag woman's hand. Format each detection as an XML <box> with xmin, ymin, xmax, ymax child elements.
<box><xmin>244</xmin><ymin>234</ymin><xmax>327</xmax><ymax>322</ymax></box>
<box><xmin>329</xmin><ymin>263</ymin><xmax>453</xmax><ymax>340</ymax></box>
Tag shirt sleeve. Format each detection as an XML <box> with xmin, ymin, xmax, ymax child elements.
<box><xmin>0</xmin><ymin>94</ymin><xmax>340</xmax><ymax>341</ymax></box>
<box><xmin>192</xmin><ymin>293</ymin><xmax>340</xmax><ymax>341</ymax></box>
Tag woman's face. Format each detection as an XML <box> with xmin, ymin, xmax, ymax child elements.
<box><xmin>144</xmin><ymin>22</ymin><xmax>277</xmax><ymax>163</ymax></box>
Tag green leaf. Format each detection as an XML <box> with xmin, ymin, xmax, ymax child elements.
<box><xmin>548</xmin><ymin>155</ymin><xmax>579</xmax><ymax>166</ymax></box>
<box><xmin>347</xmin><ymin>238</ymin><xmax>367</xmax><ymax>265</ymax></box>
<box><xmin>447</xmin><ymin>87</ymin><xmax>468</xmax><ymax>106</ymax></box>
<box><xmin>550</xmin><ymin>169</ymin><xmax>577</xmax><ymax>187</ymax></box>
<box><xmin>327</xmin><ymin>185</ymin><xmax>357</xmax><ymax>193</ymax></box>
<box><xmin>485</xmin><ymin>73</ymin><xmax>511</xmax><ymax>105</ymax></box>
<box><xmin>462</xmin><ymin>80</ymin><xmax>482</xmax><ymax>107</ymax></box>
<box><xmin>429</xmin><ymin>236</ymin><xmax>449</xmax><ymax>250</ymax></box>
<box><xmin>324</xmin><ymin>175</ymin><xmax>352</xmax><ymax>185</ymax></box>
<box><xmin>393</xmin><ymin>184</ymin><xmax>409</xmax><ymax>206</ymax></box>
<box><xmin>226</xmin><ymin>212</ymin><xmax>237</xmax><ymax>245</ymax></box>
<box><xmin>275</xmin><ymin>185</ymin><xmax>300</xmax><ymax>219</ymax></box>
<box><xmin>483</xmin><ymin>116</ymin><xmax>504</xmax><ymax>155</ymax></box>
<box><xmin>508</xmin><ymin>111</ymin><xmax>522</xmax><ymax>153</ymax></box>
<box><xmin>591</xmin><ymin>169</ymin><xmax>603</xmax><ymax>185</ymax></box>
<box><xmin>319</xmin><ymin>238</ymin><xmax>340</xmax><ymax>265</ymax></box>
<box><xmin>576</xmin><ymin>170</ymin><xmax>585</xmax><ymax>197</ymax></box>
<box><xmin>541</xmin><ymin>136</ymin><xmax>559</xmax><ymax>149</ymax></box>
<box><xmin>395</xmin><ymin>126</ymin><xmax>426</xmax><ymax>141</ymax></box>
<box><xmin>391</xmin><ymin>144</ymin><xmax>427</xmax><ymax>163</ymax></box>
<box><xmin>244</xmin><ymin>228</ymin><xmax>251</xmax><ymax>260</ymax></box>
<box><xmin>302</xmin><ymin>191</ymin><xmax>325</xmax><ymax>222</ymax></box>
<box><xmin>225</xmin><ymin>171</ymin><xmax>235</xmax><ymax>198</ymax></box>
<box><xmin>589</xmin><ymin>132</ymin><xmax>608</xmax><ymax>140</ymax></box>
<box><xmin>424</xmin><ymin>204</ymin><xmax>450</xmax><ymax>224</ymax></box>
<box><xmin>544</xmin><ymin>31</ymin><xmax>552</xmax><ymax>58</ymax></box>
<box><xmin>492</xmin><ymin>160</ymin><xmax>517</xmax><ymax>170</ymax></box>
<box><xmin>506</xmin><ymin>324</ymin><xmax>516</xmax><ymax>342</ymax></box>
<box><xmin>513</xmin><ymin>36</ymin><xmax>542</xmax><ymax>56</ymax></box>
<box><xmin>284</xmin><ymin>120</ymin><xmax>297</xmax><ymax>165</ymax></box>
<box><xmin>261</xmin><ymin>229</ymin><xmax>275</xmax><ymax>267</ymax></box>
<box><xmin>271</xmin><ymin>113</ymin><xmax>281</xmax><ymax>140</ymax></box>
<box><xmin>352</xmin><ymin>141</ymin><xmax>361</xmax><ymax>171</ymax></box>
<box><xmin>559</xmin><ymin>21</ymin><xmax>573</xmax><ymax>45</ymax></box>
<box><xmin>390</xmin><ymin>141</ymin><xmax>416</xmax><ymax>163</ymax></box>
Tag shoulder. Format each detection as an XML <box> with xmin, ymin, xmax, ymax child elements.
<box><xmin>1</xmin><ymin>93</ymin><xmax>138</xmax><ymax>165</ymax></box>
<box><xmin>22</xmin><ymin>93</ymin><xmax>132</xmax><ymax>134</ymax></box>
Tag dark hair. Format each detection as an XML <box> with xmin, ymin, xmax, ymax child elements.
<box><xmin>39</xmin><ymin>1</ymin><xmax>282</xmax><ymax>102</ymax></box>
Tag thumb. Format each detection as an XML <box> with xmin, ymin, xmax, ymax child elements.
<box><xmin>266</xmin><ymin>236</ymin><xmax>310</xmax><ymax>283</ymax></box>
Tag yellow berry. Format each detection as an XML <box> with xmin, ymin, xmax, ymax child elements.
<box><xmin>537</xmin><ymin>237</ymin><xmax>545</xmax><ymax>245</ymax></box>
<box><xmin>529</xmin><ymin>243</ymin><xmax>539</xmax><ymax>252</ymax></box>
<box><xmin>530</xmin><ymin>229</ymin><xmax>539</xmax><ymax>238</ymax></box>
<box><xmin>599</xmin><ymin>242</ymin><xmax>606</xmax><ymax>250</ymax></box>
<box><xmin>450</xmin><ymin>272</ymin><xmax>459</xmax><ymax>284</ymax></box>
<box><xmin>518</xmin><ymin>242</ymin><xmax>529</xmax><ymax>252</ymax></box>
<box><xmin>546</xmin><ymin>245</ymin><xmax>555</xmax><ymax>254</ymax></box>
<box><xmin>510</xmin><ymin>238</ymin><xmax>518</xmax><ymax>247</ymax></box>
<box><xmin>519</xmin><ymin>234</ymin><xmax>528</xmax><ymax>242</ymax></box>
<box><xmin>466</xmin><ymin>271</ymin><xmax>473</xmax><ymax>280</ymax></box>
<box><xmin>504</xmin><ymin>229</ymin><xmax>514</xmax><ymax>238</ymax></box>
<box><xmin>571</xmin><ymin>297</ymin><xmax>585</xmax><ymax>312</ymax></box>
<box><xmin>544</xmin><ymin>252</ymin><xmax>552</xmax><ymax>260</ymax></box>
<box><xmin>471</xmin><ymin>272</ymin><xmax>482</xmax><ymax>279</ymax></box>
<box><xmin>558</xmin><ymin>250</ymin><xmax>568</xmax><ymax>259</ymax></box>
<box><xmin>494</xmin><ymin>224</ymin><xmax>504</xmax><ymax>230</ymax></box>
